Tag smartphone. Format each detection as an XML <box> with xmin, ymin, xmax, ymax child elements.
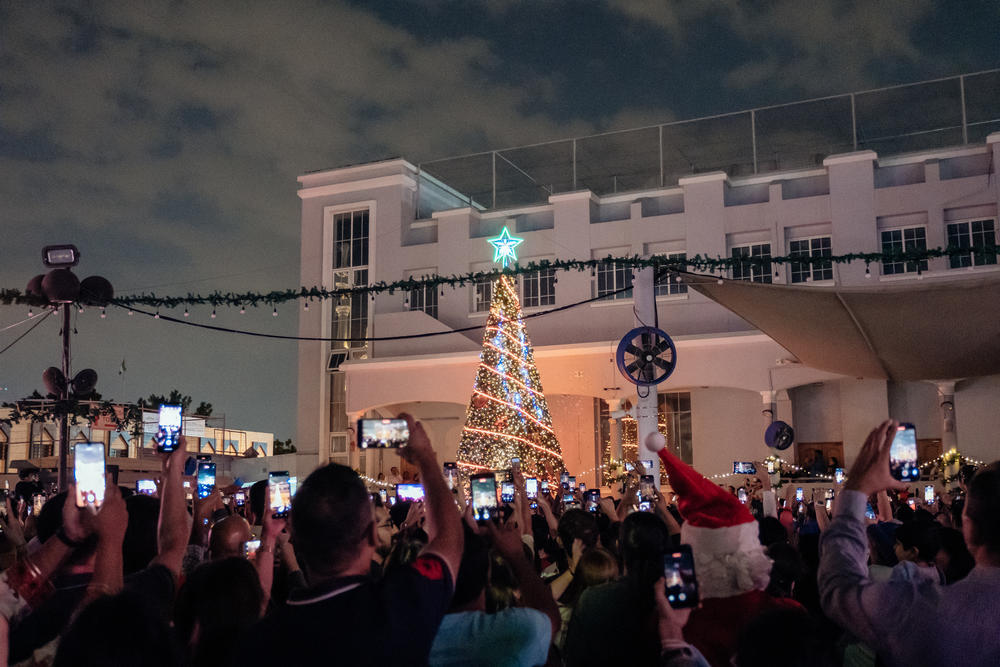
<box><xmin>889</xmin><ymin>423</ymin><xmax>918</xmax><ymax>482</ymax></box>
<box><xmin>584</xmin><ymin>489</ymin><xmax>600</xmax><ymax>513</ymax></box>
<box><xmin>795</xmin><ymin>487</ymin><xmax>804</xmax><ymax>502</ymax></box>
<box><xmin>640</xmin><ymin>474</ymin><xmax>655</xmax><ymax>498</ymax></box>
<box><xmin>540</xmin><ymin>480</ymin><xmax>549</xmax><ymax>492</ymax></box>
<box><xmin>136</xmin><ymin>479</ymin><xmax>157</xmax><ymax>496</ymax></box>
<box><xmin>640</xmin><ymin>460</ymin><xmax>654</xmax><ymax>472</ymax></box>
<box><xmin>197</xmin><ymin>461</ymin><xmax>216</xmax><ymax>500</ymax></box>
<box><xmin>825</xmin><ymin>498</ymin><xmax>833</xmax><ymax>511</ymax></box>
<box><xmin>379</xmin><ymin>489</ymin><xmax>388</xmax><ymax>503</ymax></box>
<box><xmin>663</xmin><ymin>545</ymin><xmax>699</xmax><ymax>609</ymax></box>
<box><xmin>289</xmin><ymin>476</ymin><xmax>298</xmax><ymax>498</ymax></box>
<box><xmin>568</xmin><ymin>476</ymin><xmax>576</xmax><ymax>490</ymax></box>
<box><xmin>737</xmin><ymin>487</ymin><xmax>748</xmax><ymax>504</ymax></box>
<box><xmin>357</xmin><ymin>418</ymin><xmax>410</xmax><ymax>449</ymax></box>
<box><xmin>396</xmin><ymin>483</ymin><xmax>425</xmax><ymax>502</ymax></box>
<box><xmin>625</xmin><ymin>462</ymin><xmax>635</xmax><ymax>473</ymax></box>
<box><xmin>734</xmin><ymin>461</ymin><xmax>757</xmax><ymax>475</ymax></box>
<box><xmin>234</xmin><ymin>490</ymin><xmax>246</xmax><ymax>506</ymax></box>
<box><xmin>562</xmin><ymin>492</ymin><xmax>579</xmax><ymax>508</ymax></box>
<box><xmin>243</xmin><ymin>539</ymin><xmax>261</xmax><ymax>561</ymax></box>
<box><xmin>924</xmin><ymin>485</ymin><xmax>935</xmax><ymax>505</ymax></box>
<box><xmin>33</xmin><ymin>494</ymin><xmax>44</xmax><ymax>515</ymax></box>
<box><xmin>907</xmin><ymin>497</ymin><xmax>916</xmax><ymax>509</ymax></box>
<box><xmin>268</xmin><ymin>471</ymin><xmax>292</xmax><ymax>518</ymax></box>
<box><xmin>865</xmin><ymin>503</ymin><xmax>877</xmax><ymax>520</ymax></box>
<box><xmin>638</xmin><ymin>499</ymin><xmax>652</xmax><ymax>512</ymax></box>
<box><xmin>470</xmin><ymin>474</ymin><xmax>498</xmax><ymax>522</ymax></box>
<box><xmin>834</xmin><ymin>468</ymin><xmax>844</xmax><ymax>484</ymax></box>
<box><xmin>766</xmin><ymin>460</ymin><xmax>776</xmax><ymax>474</ymax></box>
<box><xmin>157</xmin><ymin>404</ymin><xmax>182</xmax><ymax>453</ymax></box>
<box><xmin>443</xmin><ymin>462</ymin><xmax>458</xmax><ymax>491</ymax></box>
<box><xmin>525</xmin><ymin>477</ymin><xmax>538</xmax><ymax>499</ymax></box>
<box><xmin>74</xmin><ymin>441</ymin><xmax>106</xmax><ymax>508</ymax></box>
<box><xmin>511</xmin><ymin>457</ymin><xmax>521</xmax><ymax>472</ymax></box>
<box><xmin>500</xmin><ymin>481</ymin><xmax>515</xmax><ymax>504</ymax></box>
<box><xmin>560</xmin><ymin>471</ymin><xmax>569</xmax><ymax>485</ymax></box>
<box><xmin>579</xmin><ymin>482</ymin><xmax>587</xmax><ymax>492</ymax></box>
<box><xmin>825</xmin><ymin>488</ymin><xmax>835</xmax><ymax>500</ymax></box>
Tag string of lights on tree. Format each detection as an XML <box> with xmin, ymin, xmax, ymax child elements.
<box><xmin>455</xmin><ymin>230</ymin><xmax>565</xmax><ymax>478</ymax></box>
<box><xmin>1</xmin><ymin>243</ymin><xmax>997</xmax><ymax>311</ymax></box>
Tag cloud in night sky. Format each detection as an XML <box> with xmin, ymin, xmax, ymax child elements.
<box><xmin>0</xmin><ymin>1</ymin><xmax>997</xmax><ymax>438</ymax></box>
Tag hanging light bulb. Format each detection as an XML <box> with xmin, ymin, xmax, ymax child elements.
<box><xmin>28</xmin><ymin>308</ymin><xmax>33</xmax><ymax>317</ymax></box>
<box><xmin>78</xmin><ymin>306</ymin><xmax>84</xmax><ymax>314</ymax></box>
<box><xmin>239</xmin><ymin>305</ymin><xmax>245</xmax><ymax>314</ymax></box>
<box><xmin>100</xmin><ymin>307</ymin><xmax>106</xmax><ymax>319</ymax></box>
<box><xmin>128</xmin><ymin>309</ymin><xmax>134</xmax><ymax>316</ymax></box>
<box><xmin>184</xmin><ymin>308</ymin><xmax>189</xmax><ymax>317</ymax></box>
<box><xmin>272</xmin><ymin>307</ymin><xmax>278</xmax><ymax>317</ymax></box>
<box><xmin>211</xmin><ymin>309</ymin><xmax>217</xmax><ymax>319</ymax></box>
<box><xmin>864</xmin><ymin>265</ymin><xmax>871</xmax><ymax>279</ymax></box>
<box><xmin>154</xmin><ymin>311</ymin><xmax>160</xmax><ymax>319</ymax></box>
<box><xmin>303</xmin><ymin>301</ymin><xmax>309</xmax><ymax>310</ymax></box>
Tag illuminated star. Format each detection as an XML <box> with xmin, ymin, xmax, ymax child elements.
<box><xmin>488</xmin><ymin>227</ymin><xmax>523</xmax><ymax>268</ymax></box>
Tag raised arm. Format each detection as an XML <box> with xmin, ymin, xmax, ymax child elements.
<box><xmin>487</xmin><ymin>516</ymin><xmax>560</xmax><ymax>636</ymax></box>
<box><xmin>85</xmin><ymin>479</ymin><xmax>128</xmax><ymax>601</ymax></box>
<box><xmin>398</xmin><ymin>413</ymin><xmax>463</xmax><ymax>586</ymax></box>
<box><xmin>152</xmin><ymin>438</ymin><xmax>193</xmax><ymax>579</ymax></box>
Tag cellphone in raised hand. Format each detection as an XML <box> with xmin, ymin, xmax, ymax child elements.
<box><xmin>157</xmin><ymin>405</ymin><xmax>182</xmax><ymax>453</ymax></box>
<box><xmin>357</xmin><ymin>418</ymin><xmax>409</xmax><ymax>449</ymax></box>
<box><xmin>470</xmin><ymin>474</ymin><xmax>498</xmax><ymax>523</ymax></box>
<box><xmin>889</xmin><ymin>423</ymin><xmax>918</xmax><ymax>482</ymax></box>
<box><xmin>663</xmin><ymin>544</ymin><xmax>699</xmax><ymax>609</ymax></box>
<box><xmin>269</xmin><ymin>471</ymin><xmax>292</xmax><ymax>519</ymax></box>
<box><xmin>500</xmin><ymin>480</ymin><xmax>515</xmax><ymax>504</ymax></box>
<box><xmin>197</xmin><ymin>461</ymin><xmax>216</xmax><ymax>500</ymax></box>
<box><xmin>74</xmin><ymin>442</ymin><xmax>106</xmax><ymax>509</ymax></box>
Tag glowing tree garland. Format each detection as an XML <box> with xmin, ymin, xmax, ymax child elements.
<box><xmin>457</xmin><ymin>229</ymin><xmax>564</xmax><ymax>478</ymax></box>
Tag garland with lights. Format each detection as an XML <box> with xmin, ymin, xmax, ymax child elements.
<box><xmin>456</xmin><ymin>274</ymin><xmax>564</xmax><ymax>478</ymax></box>
<box><xmin>1</xmin><ymin>398</ymin><xmax>144</xmax><ymax>436</ymax></box>
<box><xmin>1</xmin><ymin>244</ymin><xmax>997</xmax><ymax>310</ymax></box>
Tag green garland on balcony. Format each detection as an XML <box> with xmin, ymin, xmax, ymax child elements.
<box><xmin>0</xmin><ymin>245</ymin><xmax>996</xmax><ymax>310</ymax></box>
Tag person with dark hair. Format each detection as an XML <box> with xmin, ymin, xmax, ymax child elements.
<box><xmin>892</xmin><ymin>520</ymin><xmax>943</xmax><ymax>583</ymax></box>
<box><xmin>819</xmin><ymin>421</ymin><xmax>1000</xmax><ymax>666</ymax></box>
<box><xmin>547</xmin><ymin>509</ymin><xmax>598</xmax><ymax>601</ymax></box>
<box><xmin>53</xmin><ymin>591</ymin><xmax>180</xmax><ymax>667</ymax></box>
<box><xmin>429</xmin><ymin>518</ymin><xmax>559</xmax><ymax>666</ymax></box>
<box><xmin>936</xmin><ymin>527</ymin><xmax>974</xmax><ymax>583</ymax></box>
<box><xmin>563</xmin><ymin>512</ymin><xmax>670</xmax><ymax>666</ymax></box>
<box><xmin>174</xmin><ymin>558</ymin><xmax>264</xmax><ymax>667</ymax></box>
<box><xmin>239</xmin><ymin>414</ymin><xmax>463</xmax><ymax>665</ymax></box>
<box><xmin>554</xmin><ymin>547</ymin><xmax>618</xmax><ymax>653</ymax></box>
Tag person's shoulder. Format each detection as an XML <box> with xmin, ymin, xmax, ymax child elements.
<box><xmin>494</xmin><ymin>607</ymin><xmax>550</xmax><ymax>635</ymax></box>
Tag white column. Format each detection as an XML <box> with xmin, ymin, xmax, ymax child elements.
<box><xmin>633</xmin><ymin>267</ymin><xmax>661</xmax><ymax>488</ymax></box>
<box><xmin>607</xmin><ymin>398</ymin><xmax>624</xmax><ymax>462</ymax></box>
<box><xmin>936</xmin><ymin>381</ymin><xmax>958</xmax><ymax>452</ymax></box>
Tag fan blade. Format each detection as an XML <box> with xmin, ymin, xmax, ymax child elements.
<box><xmin>651</xmin><ymin>339</ymin><xmax>671</xmax><ymax>355</ymax></box>
<box><xmin>626</xmin><ymin>344</ymin><xmax>644</xmax><ymax>357</ymax></box>
<box><xmin>641</xmin><ymin>332</ymin><xmax>651</xmax><ymax>348</ymax></box>
<box><xmin>625</xmin><ymin>361</ymin><xmax>640</xmax><ymax>374</ymax></box>
<box><xmin>652</xmin><ymin>357</ymin><xmax>672</xmax><ymax>371</ymax></box>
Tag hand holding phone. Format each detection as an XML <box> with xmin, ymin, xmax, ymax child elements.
<box><xmin>74</xmin><ymin>441</ymin><xmax>106</xmax><ymax>509</ymax></box>
<box><xmin>663</xmin><ymin>545</ymin><xmax>699</xmax><ymax>609</ymax></box>
<box><xmin>156</xmin><ymin>405</ymin><xmax>182</xmax><ymax>453</ymax></box>
<box><xmin>269</xmin><ymin>471</ymin><xmax>292</xmax><ymax>519</ymax></box>
<box><xmin>357</xmin><ymin>418</ymin><xmax>410</xmax><ymax>449</ymax></box>
<box><xmin>470</xmin><ymin>474</ymin><xmax>498</xmax><ymax>523</ymax></box>
<box><xmin>889</xmin><ymin>423</ymin><xmax>918</xmax><ymax>482</ymax></box>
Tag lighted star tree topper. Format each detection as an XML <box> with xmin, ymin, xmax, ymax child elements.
<box><xmin>457</xmin><ymin>228</ymin><xmax>564</xmax><ymax>479</ymax></box>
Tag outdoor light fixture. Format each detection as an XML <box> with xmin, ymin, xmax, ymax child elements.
<box><xmin>42</xmin><ymin>244</ymin><xmax>81</xmax><ymax>268</ymax></box>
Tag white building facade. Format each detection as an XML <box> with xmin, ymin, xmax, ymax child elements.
<box><xmin>295</xmin><ymin>72</ymin><xmax>1000</xmax><ymax>488</ymax></box>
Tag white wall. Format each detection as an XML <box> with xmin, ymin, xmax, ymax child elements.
<box><xmin>954</xmin><ymin>376</ymin><xmax>1000</xmax><ymax>464</ymax></box>
<box><xmin>888</xmin><ymin>381</ymin><xmax>941</xmax><ymax>438</ymax></box>
<box><xmin>690</xmin><ymin>387</ymin><xmax>768</xmax><ymax>476</ymax></box>
<box><xmin>790</xmin><ymin>383</ymin><xmax>843</xmax><ymax>443</ymax></box>
<box><xmin>838</xmin><ymin>378</ymin><xmax>890</xmax><ymax>465</ymax></box>
<box><xmin>548</xmin><ymin>394</ymin><xmax>600</xmax><ymax>489</ymax></box>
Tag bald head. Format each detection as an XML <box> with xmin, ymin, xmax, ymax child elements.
<box><xmin>209</xmin><ymin>515</ymin><xmax>252</xmax><ymax>560</ymax></box>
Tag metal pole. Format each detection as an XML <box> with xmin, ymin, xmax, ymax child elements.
<box><xmin>751</xmin><ymin>110</ymin><xmax>758</xmax><ymax>174</ymax></box>
<box><xmin>633</xmin><ymin>267</ymin><xmax>660</xmax><ymax>489</ymax></box>
<box><xmin>850</xmin><ymin>93</ymin><xmax>858</xmax><ymax>151</ymax></box>
<box><xmin>57</xmin><ymin>303</ymin><xmax>71</xmax><ymax>491</ymax></box>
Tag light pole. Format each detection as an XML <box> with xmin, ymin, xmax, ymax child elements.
<box><xmin>25</xmin><ymin>245</ymin><xmax>113</xmax><ymax>490</ymax></box>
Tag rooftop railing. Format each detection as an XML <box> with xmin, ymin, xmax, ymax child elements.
<box><xmin>415</xmin><ymin>69</ymin><xmax>1000</xmax><ymax>217</ymax></box>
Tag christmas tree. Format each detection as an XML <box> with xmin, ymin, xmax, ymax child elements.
<box><xmin>457</xmin><ymin>264</ymin><xmax>564</xmax><ymax>479</ymax></box>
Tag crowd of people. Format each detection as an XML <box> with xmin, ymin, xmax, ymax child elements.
<box><xmin>0</xmin><ymin>415</ymin><xmax>996</xmax><ymax>666</ymax></box>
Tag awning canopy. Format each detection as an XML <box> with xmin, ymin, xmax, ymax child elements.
<box><xmin>686</xmin><ymin>273</ymin><xmax>1000</xmax><ymax>382</ymax></box>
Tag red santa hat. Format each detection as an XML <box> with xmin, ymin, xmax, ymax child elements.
<box><xmin>647</xmin><ymin>433</ymin><xmax>772</xmax><ymax>599</ymax></box>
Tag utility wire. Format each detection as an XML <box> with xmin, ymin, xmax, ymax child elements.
<box><xmin>0</xmin><ymin>309</ymin><xmax>54</xmax><ymax>356</ymax></box>
<box><xmin>110</xmin><ymin>277</ymin><xmax>639</xmax><ymax>343</ymax></box>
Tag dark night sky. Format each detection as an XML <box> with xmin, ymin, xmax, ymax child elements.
<box><xmin>1</xmin><ymin>1</ymin><xmax>998</xmax><ymax>440</ymax></box>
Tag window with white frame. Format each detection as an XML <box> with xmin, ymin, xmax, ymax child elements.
<box><xmin>522</xmin><ymin>268</ymin><xmax>555</xmax><ymax>307</ymax></box>
<box><xmin>593</xmin><ymin>249</ymin><xmax>633</xmax><ymax>300</ymax></box>
<box><xmin>331</xmin><ymin>208</ymin><xmax>370</xmax><ymax>351</ymax></box>
<box><xmin>947</xmin><ymin>219</ymin><xmax>997</xmax><ymax>269</ymax></box>
<box><xmin>880</xmin><ymin>227</ymin><xmax>927</xmax><ymax>275</ymax></box>
<box><xmin>407</xmin><ymin>268</ymin><xmax>438</xmax><ymax>319</ymax></box>
<box><xmin>788</xmin><ymin>237</ymin><xmax>832</xmax><ymax>283</ymax></box>
<box><xmin>654</xmin><ymin>252</ymin><xmax>688</xmax><ymax>296</ymax></box>
<box><xmin>473</xmin><ymin>275</ymin><xmax>493</xmax><ymax>312</ymax></box>
<box><xmin>731</xmin><ymin>243</ymin><xmax>772</xmax><ymax>283</ymax></box>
